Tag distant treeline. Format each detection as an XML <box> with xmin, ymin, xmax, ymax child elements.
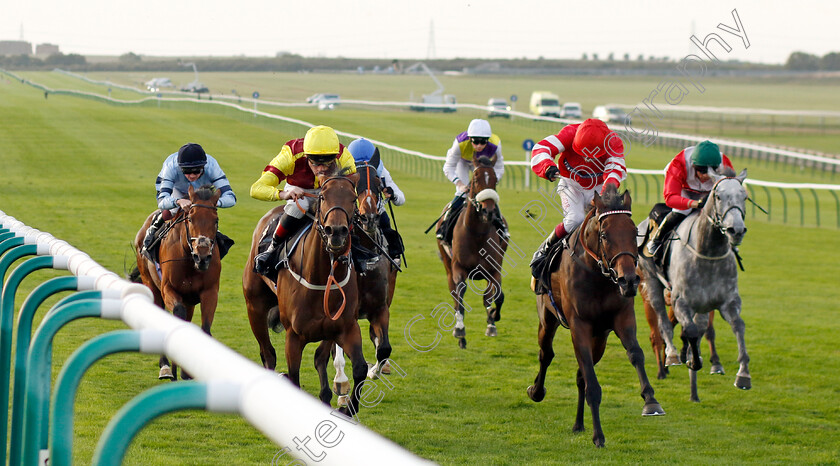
<box><xmin>1</xmin><ymin>51</ymin><xmax>839</xmax><ymax>73</ymax></box>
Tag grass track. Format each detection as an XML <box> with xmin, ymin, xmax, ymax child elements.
<box><xmin>1</xmin><ymin>78</ymin><xmax>839</xmax><ymax>464</ymax></box>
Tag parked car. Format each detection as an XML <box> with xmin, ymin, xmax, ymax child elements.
<box><xmin>592</xmin><ymin>105</ymin><xmax>629</xmax><ymax>124</ymax></box>
<box><xmin>487</xmin><ymin>98</ymin><xmax>511</xmax><ymax>118</ymax></box>
<box><xmin>560</xmin><ymin>102</ymin><xmax>582</xmax><ymax>119</ymax></box>
<box><xmin>308</xmin><ymin>93</ymin><xmax>341</xmax><ymax>110</ymax></box>
<box><xmin>529</xmin><ymin>91</ymin><xmax>561</xmax><ymax>118</ymax></box>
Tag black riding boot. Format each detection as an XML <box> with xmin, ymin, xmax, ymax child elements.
<box><xmin>530</xmin><ymin>231</ymin><xmax>561</xmax><ymax>275</ymax></box>
<box><xmin>646</xmin><ymin>211</ymin><xmax>687</xmax><ymax>257</ymax></box>
<box><xmin>492</xmin><ymin>206</ymin><xmax>509</xmax><ymax>240</ymax></box>
<box><xmin>141</xmin><ymin>211</ymin><xmax>165</xmax><ymax>260</ymax></box>
<box><xmin>254</xmin><ymin>214</ymin><xmax>306</xmax><ymax>275</ymax></box>
<box><xmin>436</xmin><ymin>194</ymin><xmax>466</xmax><ymax>241</ymax></box>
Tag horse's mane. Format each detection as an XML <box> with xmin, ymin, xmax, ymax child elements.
<box><xmin>475</xmin><ymin>156</ymin><xmax>494</xmax><ymax>168</ymax></box>
<box><xmin>194</xmin><ymin>184</ymin><xmax>217</xmax><ymax>201</ymax></box>
<box><xmin>599</xmin><ymin>185</ymin><xmax>626</xmax><ymax>211</ymax></box>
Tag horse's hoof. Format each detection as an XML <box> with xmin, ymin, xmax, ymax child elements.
<box><xmin>453</xmin><ymin>327</ymin><xmax>465</xmax><ymax>338</ymax></box>
<box><xmin>380</xmin><ymin>360</ymin><xmax>392</xmax><ymax>375</ymax></box>
<box><xmin>665</xmin><ymin>354</ymin><xmax>682</xmax><ymax>366</ymax></box>
<box><xmin>710</xmin><ymin>364</ymin><xmax>725</xmax><ymax>375</ymax></box>
<box><xmin>485</xmin><ymin>324</ymin><xmax>497</xmax><ymax>337</ymax></box>
<box><xmin>337</xmin><ymin>395</ymin><xmax>349</xmax><ymax>408</ymax></box>
<box><xmin>458</xmin><ymin>338</ymin><xmax>467</xmax><ymax>349</ymax></box>
<box><xmin>158</xmin><ymin>366</ymin><xmax>174</xmax><ymax>380</ymax></box>
<box><xmin>642</xmin><ymin>403</ymin><xmax>666</xmax><ymax>416</ymax></box>
<box><xmin>367</xmin><ymin>363</ymin><xmax>380</xmax><ymax>380</ymax></box>
<box><xmin>527</xmin><ymin>385</ymin><xmax>546</xmax><ymax>402</ymax></box>
<box><xmin>181</xmin><ymin>370</ymin><xmax>193</xmax><ymax>381</ymax></box>
<box><xmin>333</xmin><ymin>380</ymin><xmax>351</xmax><ymax>396</ymax></box>
<box><xmin>735</xmin><ymin>375</ymin><xmax>752</xmax><ymax>390</ymax></box>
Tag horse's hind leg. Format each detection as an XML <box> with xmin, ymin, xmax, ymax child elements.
<box><xmin>642</xmin><ymin>289</ymin><xmax>668</xmax><ymax>379</ymax></box>
<box><xmin>719</xmin><ymin>297</ymin><xmax>751</xmax><ymax>390</ymax></box>
<box><xmin>336</xmin><ymin>324</ymin><xmax>367</xmax><ymax>417</ymax></box>
<box><xmin>483</xmin><ymin>277</ymin><xmax>502</xmax><ymax>337</ymax></box>
<box><xmin>314</xmin><ymin>341</ymin><xmax>333</xmax><ymax>405</ymax></box>
<box><xmin>332</xmin><ymin>345</ymin><xmax>350</xmax><ymax>407</ymax></box>
<box><xmin>367</xmin><ymin>308</ymin><xmax>392</xmax><ymax>379</ymax></box>
<box><xmin>613</xmin><ymin>307</ymin><xmax>665</xmax><ymax>416</ymax></box>
<box><xmin>284</xmin><ymin>332</ymin><xmax>306</xmax><ymax>388</ymax></box>
<box><xmin>527</xmin><ymin>296</ymin><xmax>559</xmax><ymax>403</ymax></box>
<box><xmin>706</xmin><ymin>311</ymin><xmax>724</xmax><ymax>374</ymax></box>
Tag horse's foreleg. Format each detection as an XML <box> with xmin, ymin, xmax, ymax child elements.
<box><xmin>571</xmin><ymin>325</ymin><xmax>605</xmax><ymax>447</ymax></box>
<box><xmin>642</xmin><ymin>292</ymin><xmax>668</xmax><ymax>379</ymax></box>
<box><xmin>613</xmin><ymin>307</ymin><xmax>665</xmax><ymax>417</ymax></box>
<box><xmin>284</xmin><ymin>332</ymin><xmax>305</xmax><ymax>388</ymax></box>
<box><xmin>706</xmin><ymin>311</ymin><xmax>724</xmax><ymax>374</ymax></box>
<box><xmin>450</xmin><ymin>269</ymin><xmax>469</xmax><ymax>349</ymax></box>
<box><xmin>198</xmin><ymin>286</ymin><xmax>219</xmax><ymax>336</ymax></box>
<box><xmin>527</xmin><ymin>296</ymin><xmax>559</xmax><ymax>403</ymax></box>
<box><xmin>645</xmin><ymin>282</ymin><xmax>681</xmax><ymax>366</ymax></box>
<box><xmin>719</xmin><ymin>297</ymin><xmax>751</xmax><ymax>390</ymax></box>
<box><xmin>482</xmin><ymin>275</ymin><xmax>502</xmax><ymax>337</ymax></box>
<box><xmin>332</xmin><ymin>344</ymin><xmax>350</xmax><ymax>405</ymax></box>
<box><xmin>337</xmin><ymin>324</ymin><xmax>367</xmax><ymax>416</ymax></box>
<box><xmin>314</xmin><ymin>341</ymin><xmax>333</xmax><ymax>405</ymax></box>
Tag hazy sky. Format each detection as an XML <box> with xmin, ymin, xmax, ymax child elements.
<box><xmin>2</xmin><ymin>0</ymin><xmax>838</xmax><ymax>64</ymax></box>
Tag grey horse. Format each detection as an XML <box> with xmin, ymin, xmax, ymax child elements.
<box><xmin>638</xmin><ymin>167</ymin><xmax>751</xmax><ymax>402</ymax></box>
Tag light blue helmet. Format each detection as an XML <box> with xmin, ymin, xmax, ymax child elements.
<box><xmin>348</xmin><ymin>138</ymin><xmax>380</xmax><ymax>165</ymax></box>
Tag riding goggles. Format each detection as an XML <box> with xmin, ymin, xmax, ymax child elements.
<box><xmin>694</xmin><ymin>165</ymin><xmax>719</xmax><ymax>174</ymax></box>
<box><xmin>470</xmin><ymin>137</ymin><xmax>489</xmax><ymax>145</ymax></box>
<box><xmin>181</xmin><ymin>167</ymin><xmax>204</xmax><ymax>175</ymax></box>
<box><xmin>307</xmin><ymin>154</ymin><xmax>338</xmax><ymax>166</ymax></box>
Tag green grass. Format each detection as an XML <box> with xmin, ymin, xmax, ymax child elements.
<box><xmin>1</xmin><ymin>77</ymin><xmax>839</xmax><ymax>464</ymax></box>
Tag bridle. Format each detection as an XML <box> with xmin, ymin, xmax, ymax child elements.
<box><xmin>182</xmin><ymin>203</ymin><xmax>218</xmax><ymax>262</ymax></box>
<box><xmin>705</xmin><ymin>177</ymin><xmax>746</xmax><ymax>236</ymax></box>
<box><xmin>314</xmin><ymin>176</ymin><xmax>355</xmax><ymax>255</ymax></box>
<box><xmin>354</xmin><ymin>163</ymin><xmax>381</xmax><ymax>234</ymax></box>
<box><xmin>578</xmin><ymin>207</ymin><xmax>637</xmax><ymax>284</ymax></box>
<box><xmin>468</xmin><ymin>166</ymin><xmax>498</xmax><ymax>217</ymax></box>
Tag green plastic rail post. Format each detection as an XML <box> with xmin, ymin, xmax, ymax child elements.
<box><xmin>49</xmin><ymin>330</ymin><xmax>145</xmax><ymax>466</ymax></box>
<box><xmin>8</xmin><ymin>276</ymin><xmax>80</xmax><ymax>466</ymax></box>
<box><xmin>0</xmin><ymin>249</ymin><xmax>48</xmax><ymax>462</ymax></box>
<box><xmin>21</xmin><ymin>298</ymin><xmax>122</xmax><ymax>466</ymax></box>
<box><xmin>92</xmin><ymin>382</ymin><xmax>209</xmax><ymax>466</ymax></box>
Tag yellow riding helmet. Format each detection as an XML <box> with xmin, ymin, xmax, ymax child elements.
<box><xmin>303</xmin><ymin>125</ymin><xmax>340</xmax><ymax>157</ymax></box>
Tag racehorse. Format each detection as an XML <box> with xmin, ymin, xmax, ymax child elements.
<box><xmin>527</xmin><ymin>185</ymin><xmax>664</xmax><ymax>447</ymax></box>
<box><xmin>638</xmin><ymin>168</ymin><xmax>751</xmax><ymax>402</ymax></box>
<box><xmin>134</xmin><ymin>184</ymin><xmax>221</xmax><ymax>380</ymax></box>
<box><xmin>243</xmin><ymin>174</ymin><xmax>367</xmax><ymax>415</ymax></box>
<box><xmin>435</xmin><ymin>156</ymin><xmax>507</xmax><ymax>349</ymax></box>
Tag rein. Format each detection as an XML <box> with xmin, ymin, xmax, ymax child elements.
<box><xmin>575</xmin><ymin>208</ymin><xmax>637</xmax><ymax>283</ymax></box>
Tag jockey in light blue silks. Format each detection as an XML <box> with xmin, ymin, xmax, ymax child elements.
<box><xmin>348</xmin><ymin>137</ymin><xmax>406</xmax><ymax>262</ymax></box>
<box><xmin>141</xmin><ymin>143</ymin><xmax>236</xmax><ymax>260</ymax></box>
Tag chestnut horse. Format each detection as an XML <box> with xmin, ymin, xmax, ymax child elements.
<box><xmin>243</xmin><ymin>174</ymin><xmax>367</xmax><ymax>415</ymax></box>
<box><xmin>134</xmin><ymin>184</ymin><xmax>221</xmax><ymax>380</ymax></box>
<box><xmin>527</xmin><ymin>186</ymin><xmax>664</xmax><ymax>447</ymax></box>
<box><xmin>435</xmin><ymin>156</ymin><xmax>507</xmax><ymax>349</ymax></box>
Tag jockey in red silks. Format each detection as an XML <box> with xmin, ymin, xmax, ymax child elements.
<box><xmin>645</xmin><ymin>140</ymin><xmax>734</xmax><ymax>257</ymax></box>
<box><xmin>529</xmin><ymin>118</ymin><xmax>627</xmax><ymax>274</ymax></box>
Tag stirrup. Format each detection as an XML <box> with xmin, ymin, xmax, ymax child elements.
<box><xmin>646</xmin><ymin>240</ymin><xmax>661</xmax><ymax>257</ymax></box>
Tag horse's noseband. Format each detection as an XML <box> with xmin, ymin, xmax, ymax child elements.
<box><xmin>706</xmin><ymin>178</ymin><xmax>746</xmax><ymax>237</ymax></box>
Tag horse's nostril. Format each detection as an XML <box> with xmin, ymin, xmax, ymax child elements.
<box><xmin>337</xmin><ymin>225</ymin><xmax>349</xmax><ymax>237</ymax></box>
<box><xmin>324</xmin><ymin>226</ymin><xmax>332</xmax><ymax>236</ymax></box>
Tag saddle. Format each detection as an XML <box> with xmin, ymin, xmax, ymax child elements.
<box><xmin>256</xmin><ymin>216</ymin><xmax>312</xmax><ymax>276</ymax></box>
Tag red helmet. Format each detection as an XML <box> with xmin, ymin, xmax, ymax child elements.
<box><xmin>572</xmin><ymin>119</ymin><xmax>611</xmax><ymax>159</ymax></box>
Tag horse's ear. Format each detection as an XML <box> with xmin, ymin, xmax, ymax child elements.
<box><xmin>593</xmin><ymin>190</ymin><xmax>604</xmax><ymax>210</ymax></box>
<box><xmin>212</xmin><ymin>187</ymin><xmax>222</xmax><ymax>204</ymax></box>
<box><xmin>736</xmin><ymin>168</ymin><xmax>747</xmax><ymax>184</ymax></box>
<box><xmin>621</xmin><ymin>189</ymin><xmax>632</xmax><ymax>209</ymax></box>
<box><xmin>188</xmin><ymin>185</ymin><xmax>195</xmax><ymax>197</ymax></box>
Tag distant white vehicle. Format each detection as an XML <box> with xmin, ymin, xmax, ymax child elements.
<box><xmin>145</xmin><ymin>78</ymin><xmax>173</xmax><ymax>92</ymax></box>
<box><xmin>593</xmin><ymin>105</ymin><xmax>629</xmax><ymax>124</ymax></box>
<box><xmin>487</xmin><ymin>98</ymin><xmax>511</xmax><ymax>118</ymax></box>
<box><xmin>560</xmin><ymin>102</ymin><xmax>582</xmax><ymax>119</ymax></box>
<box><xmin>308</xmin><ymin>93</ymin><xmax>341</xmax><ymax>110</ymax></box>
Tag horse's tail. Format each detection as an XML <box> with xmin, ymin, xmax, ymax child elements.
<box><xmin>125</xmin><ymin>243</ymin><xmax>142</xmax><ymax>283</ymax></box>
<box><xmin>267</xmin><ymin>305</ymin><xmax>284</xmax><ymax>333</ymax></box>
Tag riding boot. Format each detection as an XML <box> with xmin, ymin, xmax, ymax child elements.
<box><xmin>530</xmin><ymin>230</ymin><xmax>561</xmax><ymax>275</ymax></box>
<box><xmin>646</xmin><ymin>211</ymin><xmax>687</xmax><ymax>258</ymax></box>
<box><xmin>492</xmin><ymin>206</ymin><xmax>509</xmax><ymax>240</ymax></box>
<box><xmin>254</xmin><ymin>214</ymin><xmax>304</xmax><ymax>275</ymax></box>
<box><xmin>141</xmin><ymin>212</ymin><xmax>165</xmax><ymax>261</ymax></box>
<box><xmin>436</xmin><ymin>194</ymin><xmax>466</xmax><ymax>242</ymax></box>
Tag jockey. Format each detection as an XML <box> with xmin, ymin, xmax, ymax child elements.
<box><xmin>437</xmin><ymin>118</ymin><xmax>508</xmax><ymax>241</ymax></box>
<box><xmin>645</xmin><ymin>140</ymin><xmax>734</xmax><ymax>257</ymax></box>
<box><xmin>529</xmin><ymin>118</ymin><xmax>627</xmax><ymax>271</ymax></box>
<box><xmin>251</xmin><ymin>125</ymin><xmax>357</xmax><ymax>275</ymax></box>
<box><xmin>141</xmin><ymin>143</ymin><xmax>236</xmax><ymax>260</ymax></box>
<box><xmin>347</xmin><ymin>138</ymin><xmax>406</xmax><ymax>261</ymax></box>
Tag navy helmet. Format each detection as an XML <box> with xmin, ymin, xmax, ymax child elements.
<box><xmin>177</xmin><ymin>143</ymin><xmax>207</xmax><ymax>168</ymax></box>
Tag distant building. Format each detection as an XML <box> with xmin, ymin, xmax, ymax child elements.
<box><xmin>35</xmin><ymin>43</ymin><xmax>60</xmax><ymax>57</ymax></box>
<box><xmin>0</xmin><ymin>40</ymin><xmax>32</xmax><ymax>56</ymax></box>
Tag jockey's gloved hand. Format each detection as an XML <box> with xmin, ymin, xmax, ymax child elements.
<box><xmin>383</xmin><ymin>187</ymin><xmax>394</xmax><ymax>198</ymax></box>
<box><xmin>697</xmin><ymin>194</ymin><xmax>709</xmax><ymax>209</ymax></box>
<box><xmin>545</xmin><ymin>166</ymin><xmax>559</xmax><ymax>181</ymax></box>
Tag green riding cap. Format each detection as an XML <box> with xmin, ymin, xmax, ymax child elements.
<box><xmin>691</xmin><ymin>140</ymin><xmax>722</xmax><ymax>167</ymax></box>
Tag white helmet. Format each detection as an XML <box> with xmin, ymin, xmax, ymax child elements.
<box><xmin>467</xmin><ymin>119</ymin><xmax>492</xmax><ymax>138</ymax></box>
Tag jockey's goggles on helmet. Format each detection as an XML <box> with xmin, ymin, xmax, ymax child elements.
<box><xmin>470</xmin><ymin>137</ymin><xmax>489</xmax><ymax>145</ymax></box>
<box><xmin>694</xmin><ymin>165</ymin><xmax>718</xmax><ymax>174</ymax></box>
<box><xmin>307</xmin><ymin>154</ymin><xmax>338</xmax><ymax>166</ymax></box>
<box><xmin>181</xmin><ymin>167</ymin><xmax>204</xmax><ymax>175</ymax></box>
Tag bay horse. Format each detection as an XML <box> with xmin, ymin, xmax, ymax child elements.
<box><xmin>527</xmin><ymin>185</ymin><xmax>664</xmax><ymax>447</ymax></box>
<box><xmin>435</xmin><ymin>156</ymin><xmax>507</xmax><ymax>349</ymax></box>
<box><xmin>638</xmin><ymin>168</ymin><xmax>750</xmax><ymax>402</ymax></box>
<box><xmin>134</xmin><ymin>184</ymin><xmax>221</xmax><ymax>380</ymax></box>
<box><xmin>243</xmin><ymin>174</ymin><xmax>367</xmax><ymax>415</ymax></box>
<box><xmin>329</xmin><ymin>162</ymin><xmax>397</xmax><ymax>404</ymax></box>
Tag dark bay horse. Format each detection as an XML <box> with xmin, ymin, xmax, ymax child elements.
<box><xmin>243</xmin><ymin>174</ymin><xmax>367</xmax><ymax>415</ymax></box>
<box><xmin>436</xmin><ymin>156</ymin><xmax>507</xmax><ymax>349</ymax></box>
<box><xmin>527</xmin><ymin>186</ymin><xmax>664</xmax><ymax>447</ymax></box>
<box><xmin>134</xmin><ymin>185</ymin><xmax>222</xmax><ymax>380</ymax></box>
<box><xmin>638</xmin><ymin>168</ymin><xmax>750</xmax><ymax>402</ymax></box>
<box><xmin>329</xmin><ymin>163</ymin><xmax>397</xmax><ymax>404</ymax></box>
